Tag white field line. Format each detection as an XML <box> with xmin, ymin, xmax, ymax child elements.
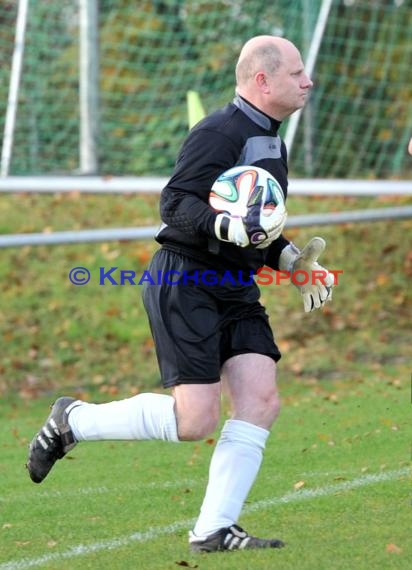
<box><xmin>0</xmin><ymin>479</ymin><xmax>199</xmax><ymax>504</ymax></box>
<box><xmin>243</xmin><ymin>467</ymin><xmax>410</xmax><ymax>514</ymax></box>
<box><xmin>0</xmin><ymin>467</ymin><xmax>409</xmax><ymax>570</ymax></box>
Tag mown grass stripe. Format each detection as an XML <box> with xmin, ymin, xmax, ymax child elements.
<box><xmin>0</xmin><ymin>467</ymin><xmax>408</xmax><ymax>570</ymax></box>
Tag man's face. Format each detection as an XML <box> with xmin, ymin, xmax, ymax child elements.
<box><xmin>266</xmin><ymin>46</ymin><xmax>313</xmax><ymax>119</ymax></box>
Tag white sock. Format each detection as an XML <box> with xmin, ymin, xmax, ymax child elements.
<box><xmin>68</xmin><ymin>393</ymin><xmax>179</xmax><ymax>442</ymax></box>
<box><xmin>192</xmin><ymin>419</ymin><xmax>269</xmax><ymax>537</ymax></box>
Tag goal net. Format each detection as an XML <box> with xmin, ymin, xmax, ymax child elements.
<box><xmin>0</xmin><ymin>0</ymin><xmax>411</xmax><ymax>179</ymax></box>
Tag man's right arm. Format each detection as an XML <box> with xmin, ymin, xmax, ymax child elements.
<box><xmin>159</xmin><ymin>129</ymin><xmax>240</xmax><ymax>239</ymax></box>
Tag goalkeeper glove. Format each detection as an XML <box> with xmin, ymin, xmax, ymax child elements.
<box><xmin>279</xmin><ymin>237</ymin><xmax>335</xmax><ymax>312</ymax></box>
<box><xmin>214</xmin><ymin>213</ymin><xmax>249</xmax><ymax>247</ymax></box>
<box><xmin>214</xmin><ymin>189</ymin><xmax>287</xmax><ymax>248</ymax></box>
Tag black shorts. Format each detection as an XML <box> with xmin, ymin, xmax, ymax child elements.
<box><xmin>142</xmin><ymin>248</ymin><xmax>281</xmax><ymax>388</ymax></box>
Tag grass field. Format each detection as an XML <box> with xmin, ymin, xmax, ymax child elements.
<box><xmin>1</xmin><ymin>378</ymin><xmax>410</xmax><ymax>569</ymax></box>
<box><xmin>0</xmin><ymin>191</ymin><xmax>411</xmax><ymax>568</ymax></box>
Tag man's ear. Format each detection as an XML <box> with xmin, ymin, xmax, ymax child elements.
<box><xmin>255</xmin><ymin>71</ymin><xmax>270</xmax><ymax>93</ymax></box>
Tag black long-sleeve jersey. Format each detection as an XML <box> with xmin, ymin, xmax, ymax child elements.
<box><xmin>156</xmin><ymin>94</ymin><xmax>291</xmax><ymax>273</ymax></box>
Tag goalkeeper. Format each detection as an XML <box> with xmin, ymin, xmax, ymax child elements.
<box><xmin>27</xmin><ymin>36</ymin><xmax>335</xmax><ymax>553</ymax></box>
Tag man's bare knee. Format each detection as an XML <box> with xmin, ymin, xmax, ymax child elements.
<box><xmin>265</xmin><ymin>390</ymin><xmax>281</xmax><ymax>425</ymax></box>
<box><xmin>177</xmin><ymin>414</ymin><xmax>219</xmax><ymax>441</ymax></box>
<box><xmin>172</xmin><ymin>382</ymin><xmax>221</xmax><ymax>441</ymax></box>
<box><xmin>222</xmin><ymin>354</ymin><xmax>281</xmax><ymax>430</ymax></box>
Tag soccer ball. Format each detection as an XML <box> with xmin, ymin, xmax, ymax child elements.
<box><xmin>209</xmin><ymin>165</ymin><xmax>285</xmax><ymax>218</ymax></box>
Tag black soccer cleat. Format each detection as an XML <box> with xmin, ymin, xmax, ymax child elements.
<box><xmin>26</xmin><ymin>397</ymin><xmax>80</xmax><ymax>483</ymax></box>
<box><xmin>189</xmin><ymin>524</ymin><xmax>285</xmax><ymax>552</ymax></box>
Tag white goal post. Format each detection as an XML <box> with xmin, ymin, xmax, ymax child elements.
<box><xmin>0</xmin><ymin>0</ymin><xmax>29</xmax><ymax>178</ymax></box>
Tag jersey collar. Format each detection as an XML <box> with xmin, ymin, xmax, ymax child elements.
<box><xmin>233</xmin><ymin>94</ymin><xmax>281</xmax><ymax>134</ymax></box>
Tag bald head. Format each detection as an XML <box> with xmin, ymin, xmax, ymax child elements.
<box><xmin>236</xmin><ymin>36</ymin><xmax>297</xmax><ymax>88</ymax></box>
<box><xmin>235</xmin><ymin>35</ymin><xmax>312</xmax><ymax>120</ymax></box>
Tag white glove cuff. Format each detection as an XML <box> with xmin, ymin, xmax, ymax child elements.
<box><xmin>214</xmin><ymin>213</ymin><xmax>249</xmax><ymax>247</ymax></box>
<box><xmin>214</xmin><ymin>213</ymin><xmax>230</xmax><ymax>242</ymax></box>
<box><xmin>278</xmin><ymin>242</ymin><xmax>300</xmax><ymax>272</ymax></box>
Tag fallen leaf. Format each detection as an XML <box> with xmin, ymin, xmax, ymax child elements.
<box><xmin>386</xmin><ymin>543</ymin><xmax>402</xmax><ymax>554</ymax></box>
<box><xmin>289</xmin><ymin>361</ymin><xmax>303</xmax><ymax>374</ymax></box>
<box><xmin>135</xmin><ymin>247</ymin><xmax>152</xmax><ymax>265</ymax></box>
<box><xmin>104</xmin><ymin>249</ymin><xmax>120</xmax><ymax>260</ymax></box>
<box><xmin>175</xmin><ymin>562</ymin><xmax>198</xmax><ymax>568</ymax></box>
<box><xmin>92</xmin><ymin>374</ymin><xmax>105</xmax><ymax>385</ymax></box>
<box><xmin>105</xmin><ymin>307</ymin><xmax>121</xmax><ymax>316</ymax></box>
<box><xmin>141</xmin><ymin>337</ymin><xmax>154</xmax><ymax>354</ymax></box>
<box><xmin>278</xmin><ymin>339</ymin><xmax>292</xmax><ymax>351</ymax></box>
<box><xmin>382</xmin><ymin>244</ymin><xmax>398</xmax><ymax>255</ymax></box>
<box><xmin>317</xmin><ymin>433</ymin><xmax>331</xmax><ymax>442</ymax></box>
<box><xmin>376</xmin><ymin>273</ymin><xmax>389</xmax><ymax>286</ymax></box>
